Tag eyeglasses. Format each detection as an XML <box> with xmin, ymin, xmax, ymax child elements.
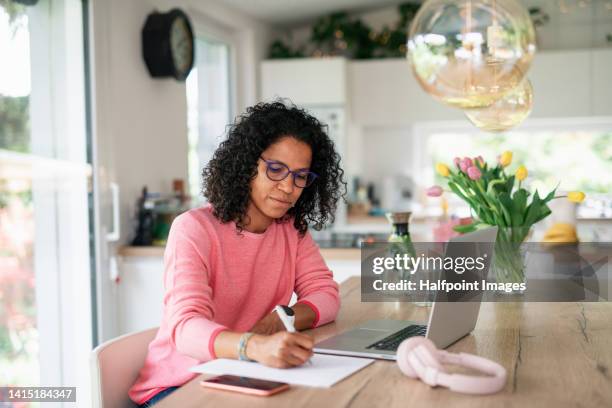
<box><xmin>259</xmin><ymin>157</ymin><xmax>318</xmax><ymax>188</ymax></box>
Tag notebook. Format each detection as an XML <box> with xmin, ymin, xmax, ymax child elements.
<box><xmin>190</xmin><ymin>354</ymin><xmax>374</xmax><ymax>388</ymax></box>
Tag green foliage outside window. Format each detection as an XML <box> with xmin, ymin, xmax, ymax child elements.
<box><xmin>0</xmin><ymin>96</ymin><xmax>30</xmax><ymax>153</ymax></box>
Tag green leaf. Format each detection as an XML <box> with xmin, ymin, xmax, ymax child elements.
<box><xmin>543</xmin><ymin>186</ymin><xmax>557</xmax><ymax>203</ymax></box>
<box><xmin>533</xmin><ymin>203</ymin><xmax>552</xmax><ymax>224</ymax></box>
<box><xmin>524</xmin><ymin>190</ymin><xmax>542</xmax><ymax>227</ymax></box>
<box><xmin>511</xmin><ymin>189</ymin><xmax>529</xmax><ymax>226</ymax></box>
<box><xmin>486</xmin><ymin>179</ymin><xmax>505</xmax><ymax>195</ymax></box>
<box><xmin>447</xmin><ymin>181</ymin><xmax>469</xmax><ymax>203</ymax></box>
<box><xmin>498</xmin><ymin>192</ymin><xmax>513</xmax><ymax>227</ymax></box>
<box><xmin>505</xmin><ymin>175</ymin><xmax>516</xmax><ymax>192</ymax></box>
<box><xmin>453</xmin><ymin>223</ymin><xmax>479</xmax><ymax>233</ymax></box>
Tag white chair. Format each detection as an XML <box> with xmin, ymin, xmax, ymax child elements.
<box><xmin>91</xmin><ymin>327</ymin><xmax>158</xmax><ymax>408</ymax></box>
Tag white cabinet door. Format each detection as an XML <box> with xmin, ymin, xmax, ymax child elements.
<box><xmin>529</xmin><ymin>50</ymin><xmax>591</xmax><ymax>118</ymax></box>
<box><xmin>261</xmin><ymin>58</ymin><xmax>347</xmax><ymax>105</ymax></box>
<box><xmin>118</xmin><ymin>257</ymin><xmax>164</xmax><ymax>334</ymax></box>
<box><xmin>591</xmin><ymin>49</ymin><xmax>612</xmax><ymax>116</ymax></box>
<box><xmin>349</xmin><ymin>50</ymin><xmax>609</xmax><ymax>126</ymax></box>
<box><xmin>326</xmin><ymin>260</ymin><xmax>361</xmax><ymax>284</ymax></box>
<box><xmin>349</xmin><ymin>59</ymin><xmax>469</xmax><ymax>126</ymax></box>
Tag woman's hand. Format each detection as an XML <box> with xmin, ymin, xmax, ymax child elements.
<box><xmin>247</xmin><ymin>332</ymin><xmax>314</xmax><ymax>368</ymax></box>
<box><xmin>251</xmin><ymin>304</ymin><xmax>317</xmax><ymax>334</ymax></box>
<box><xmin>250</xmin><ymin>312</ymin><xmax>286</xmax><ymax>335</ymax></box>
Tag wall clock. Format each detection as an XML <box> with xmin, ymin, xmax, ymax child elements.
<box><xmin>142</xmin><ymin>9</ymin><xmax>194</xmax><ymax>81</ymax></box>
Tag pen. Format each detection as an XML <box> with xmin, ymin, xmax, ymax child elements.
<box><xmin>274</xmin><ymin>305</ymin><xmax>313</xmax><ymax>365</ymax></box>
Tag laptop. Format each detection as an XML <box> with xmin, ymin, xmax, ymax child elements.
<box><xmin>314</xmin><ymin>227</ymin><xmax>498</xmax><ymax>360</ymax></box>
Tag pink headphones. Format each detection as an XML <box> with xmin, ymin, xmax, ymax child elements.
<box><xmin>396</xmin><ymin>337</ymin><xmax>507</xmax><ymax>395</ymax></box>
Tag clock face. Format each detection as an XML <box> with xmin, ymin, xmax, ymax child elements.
<box><xmin>170</xmin><ymin>17</ymin><xmax>193</xmax><ymax>77</ymax></box>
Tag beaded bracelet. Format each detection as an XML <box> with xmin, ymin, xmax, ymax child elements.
<box><xmin>238</xmin><ymin>332</ymin><xmax>255</xmax><ymax>362</ymax></box>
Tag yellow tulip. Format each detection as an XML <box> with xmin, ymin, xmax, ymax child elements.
<box><xmin>436</xmin><ymin>163</ymin><xmax>450</xmax><ymax>177</ymax></box>
<box><xmin>499</xmin><ymin>151</ymin><xmax>513</xmax><ymax>167</ymax></box>
<box><xmin>515</xmin><ymin>165</ymin><xmax>528</xmax><ymax>181</ymax></box>
<box><xmin>567</xmin><ymin>191</ymin><xmax>585</xmax><ymax>203</ymax></box>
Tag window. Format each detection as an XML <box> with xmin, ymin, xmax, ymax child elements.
<box><xmin>0</xmin><ymin>1</ymin><xmax>93</xmax><ymax>404</ymax></box>
<box><xmin>0</xmin><ymin>1</ymin><xmax>30</xmax><ymax>153</ymax></box>
<box><xmin>415</xmin><ymin>119</ymin><xmax>612</xmax><ymax>217</ymax></box>
<box><xmin>1</xmin><ymin>2</ymin><xmax>38</xmax><ymax>389</ymax></box>
<box><xmin>186</xmin><ymin>37</ymin><xmax>233</xmax><ymax>204</ymax></box>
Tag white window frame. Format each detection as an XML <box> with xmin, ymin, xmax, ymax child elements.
<box><xmin>0</xmin><ymin>1</ymin><xmax>95</xmax><ymax>406</ymax></box>
<box><xmin>184</xmin><ymin>10</ymin><xmax>238</xmax><ymax>202</ymax></box>
<box><xmin>189</xmin><ymin>9</ymin><xmax>239</xmax><ymax>124</ymax></box>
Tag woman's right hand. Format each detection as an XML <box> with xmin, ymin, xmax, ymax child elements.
<box><xmin>247</xmin><ymin>332</ymin><xmax>314</xmax><ymax>368</ymax></box>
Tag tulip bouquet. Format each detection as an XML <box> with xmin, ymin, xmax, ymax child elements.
<box><xmin>428</xmin><ymin>151</ymin><xmax>585</xmax><ymax>286</ymax></box>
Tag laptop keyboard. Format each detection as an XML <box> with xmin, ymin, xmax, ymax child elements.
<box><xmin>365</xmin><ymin>325</ymin><xmax>427</xmax><ymax>351</ymax></box>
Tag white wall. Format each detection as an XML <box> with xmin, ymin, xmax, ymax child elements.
<box><xmin>361</xmin><ymin>126</ymin><xmax>415</xmax><ymax>185</ymax></box>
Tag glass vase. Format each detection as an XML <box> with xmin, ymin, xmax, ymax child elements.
<box><xmin>492</xmin><ymin>227</ymin><xmax>532</xmax><ymax>294</ymax></box>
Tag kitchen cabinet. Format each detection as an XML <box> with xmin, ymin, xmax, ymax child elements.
<box><xmin>528</xmin><ymin>49</ymin><xmax>591</xmax><ymax>118</ymax></box>
<box><xmin>260</xmin><ymin>57</ymin><xmax>347</xmax><ymax>105</ymax></box>
<box><xmin>345</xmin><ymin>49</ymin><xmax>612</xmax><ymax>126</ymax></box>
<box><xmin>592</xmin><ymin>49</ymin><xmax>612</xmax><ymax>116</ymax></box>
<box><xmin>349</xmin><ymin>59</ymin><xmax>463</xmax><ymax>126</ymax></box>
<box><xmin>261</xmin><ymin>49</ymin><xmax>612</xmax><ymax>128</ymax></box>
<box><xmin>117</xmin><ymin>253</ymin><xmax>164</xmax><ymax>334</ymax></box>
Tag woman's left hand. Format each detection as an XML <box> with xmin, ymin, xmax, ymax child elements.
<box><xmin>250</xmin><ymin>312</ymin><xmax>286</xmax><ymax>335</ymax></box>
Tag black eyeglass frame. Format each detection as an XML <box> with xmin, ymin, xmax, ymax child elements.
<box><xmin>259</xmin><ymin>157</ymin><xmax>319</xmax><ymax>188</ymax></box>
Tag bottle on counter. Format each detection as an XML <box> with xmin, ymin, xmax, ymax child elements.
<box><xmin>385</xmin><ymin>211</ymin><xmax>432</xmax><ymax>307</ymax></box>
<box><xmin>386</xmin><ymin>211</ymin><xmax>413</xmax><ymax>247</ymax></box>
<box><xmin>132</xmin><ymin>186</ymin><xmax>156</xmax><ymax>246</ymax></box>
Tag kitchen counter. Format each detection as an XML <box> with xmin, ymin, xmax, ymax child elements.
<box><xmin>118</xmin><ymin>245</ymin><xmax>360</xmax><ymax>261</ymax></box>
<box><xmin>118</xmin><ymin>245</ymin><xmax>165</xmax><ymax>257</ymax></box>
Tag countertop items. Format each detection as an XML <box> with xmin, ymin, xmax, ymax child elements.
<box><xmin>154</xmin><ymin>277</ymin><xmax>612</xmax><ymax>408</ymax></box>
<box><xmin>131</xmin><ymin>182</ymin><xmax>190</xmax><ymax>246</ymax></box>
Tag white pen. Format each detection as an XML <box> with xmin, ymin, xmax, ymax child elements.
<box><xmin>274</xmin><ymin>305</ymin><xmax>313</xmax><ymax>365</ymax></box>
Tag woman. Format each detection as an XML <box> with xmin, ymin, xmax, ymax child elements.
<box><xmin>129</xmin><ymin>101</ymin><xmax>347</xmax><ymax>406</ymax></box>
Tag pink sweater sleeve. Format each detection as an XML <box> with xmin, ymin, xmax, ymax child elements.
<box><xmin>163</xmin><ymin>214</ymin><xmax>227</xmax><ymax>361</ymax></box>
<box><xmin>294</xmin><ymin>231</ymin><xmax>340</xmax><ymax>327</ymax></box>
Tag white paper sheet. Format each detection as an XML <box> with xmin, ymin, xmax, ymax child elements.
<box><xmin>190</xmin><ymin>354</ymin><xmax>374</xmax><ymax>388</ymax></box>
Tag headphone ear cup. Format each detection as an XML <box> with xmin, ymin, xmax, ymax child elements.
<box><xmin>396</xmin><ymin>336</ymin><xmax>434</xmax><ymax>378</ymax></box>
<box><xmin>412</xmin><ymin>340</ymin><xmax>443</xmax><ymax>371</ymax></box>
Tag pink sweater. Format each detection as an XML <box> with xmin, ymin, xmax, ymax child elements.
<box><xmin>129</xmin><ymin>205</ymin><xmax>340</xmax><ymax>404</ymax></box>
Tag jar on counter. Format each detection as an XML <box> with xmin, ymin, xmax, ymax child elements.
<box><xmin>385</xmin><ymin>211</ymin><xmax>432</xmax><ymax>307</ymax></box>
<box><xmin>386</xmin><ymin>211</ymin><xmax>413</xmax><ymax>245</ymax></box>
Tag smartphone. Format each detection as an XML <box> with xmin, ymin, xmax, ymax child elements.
<box><xmin>200</xmin><ymin>375</ymin><xmax>290</xmax><ymax>396</ymax></box>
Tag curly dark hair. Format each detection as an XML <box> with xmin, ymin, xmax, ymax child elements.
<box><xmin>202</xmin><ymin>100</ymin><xmax>347</xmax><ymax>236</ymax></box>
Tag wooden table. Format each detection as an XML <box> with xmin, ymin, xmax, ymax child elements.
<box><xmin>156</xmin><ymin>277</ymin><xmax>612</xmax><ymax>408</ymax></box>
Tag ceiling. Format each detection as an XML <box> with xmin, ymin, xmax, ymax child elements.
<box><xmin>214</xmin><ymin>0</ymin><xmax>418</xmax><ymax>26</ymax></box>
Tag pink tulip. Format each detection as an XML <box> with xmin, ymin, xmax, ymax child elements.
<box><xmin>453</xmin><ymin>157</ymin><xmax>461</xmax><ymax>168</ymax></box>
<box><xmin>459</xmin><ymin>157</ymin><xmax>472</xmax><ymax>173</ymax></box>
<box><xmin>467</xmin><ymin>166</ymin><xmax>482</xmax><ymax>180</ymax></box>
<box><xmin>426</xmin><ymin>186</ymin><xmax>443</xmax><ymax>197</ymax></box>
<box><xmin>475</xmin><ymin>156</ymin><xmax>485</xmax><ymax>167</ymax></box>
